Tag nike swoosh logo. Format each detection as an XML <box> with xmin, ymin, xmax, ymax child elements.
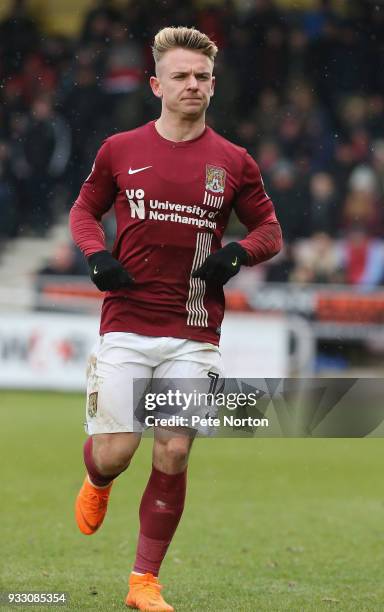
<box><xmin>79</xmin><ymin>507</ymin><xmax>101</xmax><ymax>533</ymax></box>
<box><xmin>231</xmin><ymin>257</ymin><xmax>238</xmax><ymax>267</ymax></box>
<box><xmin>93</xmin><ymin>266</ymin><xmax>98</xmax><ymax>275</ymax></box>
<box><xmin>128</xmin><ymin>165</ymin><xmax>152</xmax><ymax>175</ymax></box>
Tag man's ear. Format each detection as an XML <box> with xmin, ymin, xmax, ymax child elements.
<box><xmin>150</xmin><ymin>76</ymin><xmax>162</xmax><ymax>98</ymax></box>
<box><xmin>210</xmin><ymin>75</ymin><xmax>215</xmax><ymax>97</ymax></box>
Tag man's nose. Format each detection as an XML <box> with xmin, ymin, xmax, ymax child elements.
<box><xmin>186</xmin><ymin>75</ymin><xmax>198</xmax><ymax>89</ymax></box>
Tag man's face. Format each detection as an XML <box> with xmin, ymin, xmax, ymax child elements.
<box><xmin>150</xmin><ymin>47</ymin><xmax>215</xmax><ymax>119</ymax></box>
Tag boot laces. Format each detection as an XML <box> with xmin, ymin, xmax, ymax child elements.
<box><xmin>136</xmin><ymin>579</ymin><xmax>163</xmax><ymax>599</ymax></box>
<box><xmin>83</xmin><ymin>490</ymin><xmax>109</xmax><ymax>516</ymax></box>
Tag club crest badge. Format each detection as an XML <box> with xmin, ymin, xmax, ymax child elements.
<box><xmin>88</xmin><ymin>392</ymin><xmax>98</xmax><ymax>418</ymax></box>
<box><xmin>205</xmin><ymin>165</ymin><xmax>226</xmax><ymax>194</ymax></box>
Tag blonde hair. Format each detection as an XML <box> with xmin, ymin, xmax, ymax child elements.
<box><xmin>152</xmin><ymin>26</ymin><xmax>218</xmax><ymax>64</ymax></box>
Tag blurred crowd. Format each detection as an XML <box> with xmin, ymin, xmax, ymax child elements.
<box><xmin>1</xmin><ymin>0</ymin><xmax>384</xmax><ymax>286</ymax></box>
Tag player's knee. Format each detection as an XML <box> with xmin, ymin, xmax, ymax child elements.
<box><xmin>92</xmin><ymin>434</ymin><xmax>139</xmax><ymax>474</ymax></box>
<box><xmin>162</xmin><ymin>439</ymin><xmax>191</xmax><ymax>468</ymax></box>
<box><xmin>93</xmin><ymin>446</ymin><xmax>128</xmax><ymax>474</ymax></box>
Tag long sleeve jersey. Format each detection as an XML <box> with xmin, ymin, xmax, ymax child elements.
<box><xmin>70</xmin><ymin>121</ymin><xmax>282</xmax><ymax>345</ymax></box>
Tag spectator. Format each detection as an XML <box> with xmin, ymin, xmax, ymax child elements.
<box><xmin>81</xmin><ymin>0</ymin><xmax>120</xmax><ymax>45</ymax></box>
<box><xmin>286</xmin><ymin>81</ymin><xmax>334</xmax><ymax>172</ymax></box>
<box><xmin>102</xmin><ymin>23</ymin><xmax>146</xmax><ymax>132</ymax></box>
<box><xmin>341</xmin><ymin>165</ymin><xmax>382</xmax><ymax>236</ymax></box>
<box><xmin>252</xmin><ymin>88</ymin><xmax>281</xmax><ymax>140</ymax></box>
<box><xmin>13</xmin><ymin>95</ymin><xmax>71</xmax><ymax>235</ymax></box>
<box><xmin>36</xmin><ymin>242</ymin><xmax>88</xmax><ymax>277</ymax></box>
<box><xmin>286</xmin><ymin>27</ymin><xmax>310</xmax><ymax>83</ymax></box>
<box><xmin>34</xmin><ymin>242</ymin><xmax>89</xmax><ymax>312</ymax></box>
<box><xmin>257</xmin><ymin>139</ymin><xmax>282</xmax><ymax>177</ymax></box>
<box><xmin>308</xmin><ymin>172</ymin><xmax>339</xmax><ymax>236</ymax></box>
<box><xmin>267</xmin><ymin>160</ymin><xmax>309</xmax><ymax>242</ymax></box>
<box><xmin>340</xmin><ymin>228</ymin><xmax>384</xmax><ymax>287</ymax></box>
<box><xmin>0</xmin><ymin>0</ymin><xmax>39</xmax><ymax>77</ymax></box>
<box><xmin>61</xmin><ymin>60</ymin><xmax>107</xmax><ymax>199</ymax></box>
<box><xmin>291</xmin><ymin>232</ymin><xmax>342</xmax><ymax>284</ymax></box>
<box><xmin>367</xmin><ymin>95</ymin><xmax>384</xmax><ymax>139</ymax></box>
<box><xmin>0</xmin><ymin>140</ymin><xmax>17</xmax><ymax>240</ymax></box>
<box><xmin>264</xmin><ymin>245</ymin><xmax>294</xmax><ymax>283</ymax></box>
<box><xmin>371</xmin><ymin>139</ymin><xmax>384</xmax><ymax>198</ymax></box>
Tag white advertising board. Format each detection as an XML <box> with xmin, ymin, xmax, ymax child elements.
<box><xmin>0</xmin><ymin>312</ymin><xmax>289</xmax><ymax>391</ymax></box>
<box><xmin>220</xmin><ymin>312</ymin><xmax>288</xmax><ymax>377</ymax></box>
<box><xmin>0</xmin><ymin>313</ymin><xmax>99</xmax><ymax>391</ymax></box>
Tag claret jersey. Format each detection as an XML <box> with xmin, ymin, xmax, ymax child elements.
<box><xmin>70</xmin><ymin>121</ymin><xmax>280</xmax><ymax>345</ymax></box>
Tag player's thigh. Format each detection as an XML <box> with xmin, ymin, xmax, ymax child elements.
<box><xmin>153</xmin><ymin>343</ymin><xmax>224</xmax><ymax>435</ymax></box>
<box><xmin>154</xmin><ymin>344</ymin><xmax>224</xmax><ymax>406</ymax></box>
<box><xmin>86</xmin><ymin>336</ymin><xmax>152</xmax><ymax>434</ymax></box>
<box><xmin>155</xmin><ymin>344</ymin><xmax>224</xmax><ymax>380</ymax></box>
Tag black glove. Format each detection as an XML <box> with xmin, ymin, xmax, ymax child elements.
<box><xmin>192</xmin><ymin>242</ymin><xmax>248</xmax><ymax>285</ymax></box>
<box><xmin>87</xmin><ymin>250</ymin><xmax>135</xmax><ymax>291</ymax></box>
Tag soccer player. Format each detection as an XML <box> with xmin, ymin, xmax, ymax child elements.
<box><xmin>70</xmin><ymin>26</ymin><xmax>282</xmax><ymax>611</ymax></box>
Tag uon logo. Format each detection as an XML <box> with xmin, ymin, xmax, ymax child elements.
<box><xmin>126</xmin><ymin>188</ymin><xmax>145</xmax><ymax>219</ymax></box>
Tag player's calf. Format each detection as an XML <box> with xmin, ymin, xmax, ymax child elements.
<box><xmin>75</xmin><ymin>434</ymin><xmax>140</xmax><ymax>536</ymax></box>
<box><xmin>88</xmin><ymin>433</ymin><xmax>141</xmax><ymax>485</ymax></box>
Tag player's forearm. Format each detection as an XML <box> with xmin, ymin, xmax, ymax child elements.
<box><xmin>239</xmin><ymin>221</ymin><xmax>282</xmax><ymax>266</ymax></box>
<box><xmin>69</xmin><ymin>200</ymin><xmax>106</xmax><ymax>257</ymax></box>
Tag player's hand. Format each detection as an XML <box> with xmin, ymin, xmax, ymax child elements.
<box><xmin>192</xmin><ymin>242</ymin><xmax>248</xmax><ymax>285</ymax></box>
<box><xmin>87</xmin><ymin>250</ymin><xmax>135</xmax><ymax>291</ymax></box>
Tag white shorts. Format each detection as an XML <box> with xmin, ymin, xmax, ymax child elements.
<box><xmin>85</xmin><ymin>332</ymin><xmax>224</xmax><ymax>435</ymax></box>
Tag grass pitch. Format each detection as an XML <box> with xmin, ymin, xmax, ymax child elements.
<box><xmin>1</xmin><ymin>390</ymin><xmax>384</xmax><ymax>611</ymax></box>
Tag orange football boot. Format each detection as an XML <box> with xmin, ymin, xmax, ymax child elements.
<box><xmin>125</xmin><ymin>573</ymin><xmax>174</xmax><ymax>611</ymax></box>
<box><xmin>75</xmin><ymin>476</ymin><xmax>113</xmax><ymax>535</ymax></box>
